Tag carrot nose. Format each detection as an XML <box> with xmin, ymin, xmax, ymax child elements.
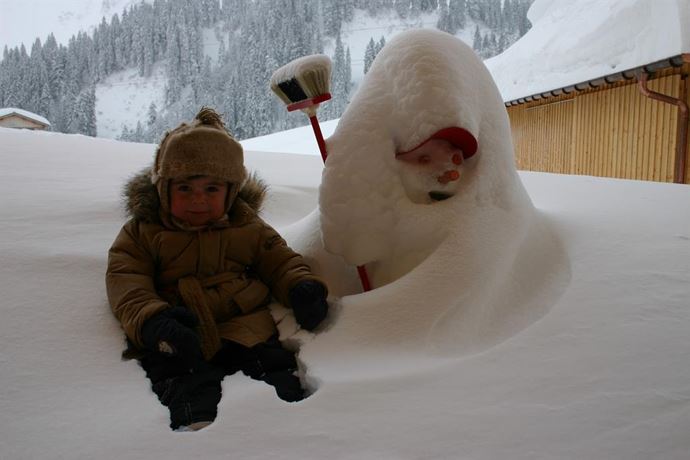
<box><xmin>437</xmin><ymin>170</ymin><xmax>460</xmax><ymax>184</ymax></box>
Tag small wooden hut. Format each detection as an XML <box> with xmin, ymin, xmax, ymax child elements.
<box><xmin>0</xmin><ymin>108</ymin><xmax>51</xmax><ymax>131</ymax></box>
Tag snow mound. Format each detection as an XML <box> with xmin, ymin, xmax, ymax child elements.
<box><xmin>2</xmin><ymin>127</ymin><xmax>690</xmax><ymax>459</ymax></box>
<box><xmin>281</xmin><ymin>30</ymin><xmax>571</xmax><ymax>367</ymax></box>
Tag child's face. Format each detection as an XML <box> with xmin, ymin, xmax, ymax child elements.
<box><xmin>169</xmin><ymin>176</ymin><xmax>229</xmax><ymax>227</ymax></box>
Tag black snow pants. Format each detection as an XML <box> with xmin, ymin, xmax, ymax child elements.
<box><xmin>139</xmin><ymin>336</ymin><xmax>304</xmax><ymax>429</ymax></box>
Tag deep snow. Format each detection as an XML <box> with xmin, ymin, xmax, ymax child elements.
<box><xmin>1</xmin><ymin>122</ymin><xmax>689</xmax><ymax>459</ymax></box>
<box><xmin>1</xmin><ymin>0</ymin><xmax>690</xmax><ymax>458</ymax></box>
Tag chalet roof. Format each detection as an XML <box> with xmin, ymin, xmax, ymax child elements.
<box><xmin>486</xmin><ymin>0</ymin><xmax>690</xmax><ymax>105</ymax></box>
<box><xmin>502</xmin><ymin>53</ymin><xmax>690</xmax><ymax>107</ymax></box>
<box><xmin>0</xmin><ymin>108</ymin><xmax>51</xmax><ymax>126</ymax></box>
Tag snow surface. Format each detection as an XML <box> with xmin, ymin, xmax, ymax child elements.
<box><xmin>2</xmin><ymin>120</ymin><xmax>690</xmax><ymax>459</ymax></box>
<box><xmin>485</xmin><ymin>0</ymin><xmax>690</xmax><ymax>102</ymax></box>
<box><xmin>2</xmin><ymin>2</ymin><xmax>690</xmax><ymax>457</ymax></box>
<box><xmin>240</xmin><ymin>118</ymin><xmax>338</xmax><ymax>156</ymax></box>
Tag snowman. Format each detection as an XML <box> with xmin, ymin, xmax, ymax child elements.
<box><xmin>283</xmin><ymin>29</ymin><xmax>569</xmax><ymax>364</ymax></box>
<box><xmin>318</xmin><ymin>28</ymin><xmax>542</xmax><ymax>289</ymax></box>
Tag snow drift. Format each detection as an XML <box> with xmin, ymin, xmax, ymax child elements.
<box><xmin>2</xmin><ymin>1</ymin><xmax>690</xmax><ymax>456</ymax></box>
<box><xmin>1</xmin><ymin>124</ymin><xmax>690</xmax><ymax>459</ymax></box>
<box><xmin>285</xmin><ymin>30</ymin><xmax>571</xmax><ymax>363</ymax></box>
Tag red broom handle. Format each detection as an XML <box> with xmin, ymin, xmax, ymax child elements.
<box><xmin>357</xmin><ymin>266</ymin><xmax>372</xmax><ymax>291</ymax></box>
<box><xmin>308</xmin><ymin>115</ymin><xmax>372</xmax><ymax>292</ymax></box>
<box><xmin>309</xmin><ymin>115</ymin><xmax>328</xmax><ymax>162</ymax></box>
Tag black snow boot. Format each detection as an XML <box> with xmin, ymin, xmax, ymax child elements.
<box><xmin>262</xmin><ymin>370</ymin><xmax>305</xmax><ymax>402</ymax></box>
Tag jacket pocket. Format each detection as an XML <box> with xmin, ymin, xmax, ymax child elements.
<box><xmin>232</xmin><ymin>279</ymin><xmax>270</xmax><ymax>314</ymax></box>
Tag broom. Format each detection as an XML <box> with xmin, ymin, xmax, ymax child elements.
<box><xmin>270</xmin><ymin>54</ymin><xmax>372</xmax><ymax>292</ymax></box>
<box><xmin>270</xmin><ymin>54</ymin><xmax>332</xmax><ymax>162</ymax></box>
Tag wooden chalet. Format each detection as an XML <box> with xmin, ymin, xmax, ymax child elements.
<box><xmin>0</xmin><ymin>108</ymin><xmax>51</xmax><ymax>131</ymax></box>
<box><xmin>504</xmin><ymin>54</ymin><xmax>690</xmax><ymax>184</ymax></box>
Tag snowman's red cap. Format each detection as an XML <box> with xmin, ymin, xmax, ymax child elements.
<box><xmin>397</xmin><ymin>127</ymin><xmax>478</xmax><ymax>159</ymax></box>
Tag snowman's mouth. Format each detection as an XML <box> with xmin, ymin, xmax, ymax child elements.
<box><xmin>429</xmin><ymin>191</ymin><xmax>452</xmax><ymax>201</ymax></box>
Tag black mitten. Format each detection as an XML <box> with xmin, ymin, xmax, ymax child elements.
<box><xmin>288</xmin><ymin>280</ymin><xmax>329</xmax><ymax>331</ymax></box>
<box><xmin>141</xmin><ymin>307</ymin><xmax>203</xmax><ymax>368</ymax></box>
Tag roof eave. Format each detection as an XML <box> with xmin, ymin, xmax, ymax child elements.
<box><xmin>504</xmin><ymin>53</ymin><xmax>690</xmax><ymax>107</ymax></box>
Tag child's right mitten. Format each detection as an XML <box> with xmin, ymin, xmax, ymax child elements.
<box><xmin>288</xmin><ymin>280</ymin><xmax>329</xmax><ymax>331</ymax></box>
<box><xmin>141</xmin><ymin>306</ymin><xmax>203</xmax><ymax>368</ymax></box>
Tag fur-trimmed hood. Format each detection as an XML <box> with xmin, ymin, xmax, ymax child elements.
<box><xmin>122</xmin><ymin>167</ymin><xmax>268</xmax><ymax>225</ymax></box>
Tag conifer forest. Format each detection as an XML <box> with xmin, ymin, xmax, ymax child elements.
<box><xmin>0</xmin><ymin>0</ymin><xmax>533</xmax><ymax>141</ymax></box>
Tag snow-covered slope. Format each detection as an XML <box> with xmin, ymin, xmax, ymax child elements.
<box><xmin>1</xmin><ymin>127</ymin><xmax>689</xmax><ymax>459</ymax></box>
<box><xmin>0</xmin><ymin>0</ymin><xmax>138</xmax><ymax>50</ymax></box>
<box><xmin>95</xmin><ymin>62</ymin><xmax>167</xmax><ymax>138</ymax></box>
<box><xmin>325</xmin><ymin>8</ymin><xmax>481</xmax><ymax>83</ymax></box>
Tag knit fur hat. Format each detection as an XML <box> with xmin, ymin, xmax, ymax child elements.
<box><xmin>151</xmin><ymin>107</ymin><xmax>247</xmax><ymax>215</ymax></box>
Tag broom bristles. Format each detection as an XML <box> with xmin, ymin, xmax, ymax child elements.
<box><xmin>270</xmin><ymin>54</ymin><xmax>332</xmax><ymax>104</ymax></box>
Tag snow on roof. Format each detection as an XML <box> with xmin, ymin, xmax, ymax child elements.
<box><xmin>0</xmin><ymin>107</ymin><xmax>51</xmax><ymax>126</ymax></box>
<box><xmin>486</xmin><ymin>0</ymin><xmax>690</xmax><ymax>103</ymax></box>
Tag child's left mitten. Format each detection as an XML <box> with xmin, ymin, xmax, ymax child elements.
<box><xmin>288</xmin><ymin>280</ymin><xmax>329</xmax><ymax>331</ymax></box>
<box><xmin>141</xmin><ymin>306</ymin><xmax>203</xmax><ymax>368</ymax></box>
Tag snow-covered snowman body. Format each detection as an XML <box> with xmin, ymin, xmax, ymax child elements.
<box><xmin>320</xmin><ymin>29</ymin><xmax>537</xmax><ymax>287</ymax></box>
<box><xmin>284</xmin><ymin>30</ymin><xmax>569</xmax><ymax>368</ymax></box>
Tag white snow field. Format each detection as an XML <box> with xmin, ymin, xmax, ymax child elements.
<box><xmin>1</xmin><ymin>120</ymin><xmax>689</xmax><ymax>460</ymax></box>
<box><xmin>1</xmin><ymin>0</ymin><xmax>690</xmax><ymax>457</ymax></box>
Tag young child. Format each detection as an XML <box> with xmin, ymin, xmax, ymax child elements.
<box><xmin>106</xmin><ymin>107</ymin><xmax>329</xmax><ymax>431</ymax></box>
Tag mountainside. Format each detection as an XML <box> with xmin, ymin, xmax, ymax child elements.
<box><xmin>0</xmin><ymin>0</ymin><xmax>533</xmax><ymax>141</ymax></box>
<box><xmin>0</xmin><ymin>0</ymin><xmax>138</xmax><ymax>51</ymax></box>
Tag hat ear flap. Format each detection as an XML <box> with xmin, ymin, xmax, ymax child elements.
<box><xmin>151</xmin><ymin>143</ymin><xmax>164</xmax><ymax>184</ymax></box>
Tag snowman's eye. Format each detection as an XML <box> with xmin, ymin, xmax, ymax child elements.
<box><xmin>418</xmin><ymin>155</ymin><xmax>431</xmax><ymax>164</ymax></box>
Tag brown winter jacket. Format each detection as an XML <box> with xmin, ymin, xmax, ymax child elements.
<box><xmin>106</xmin><ymin>170</ymin><xmax>324</xmax><ymax>358</ymax></box>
